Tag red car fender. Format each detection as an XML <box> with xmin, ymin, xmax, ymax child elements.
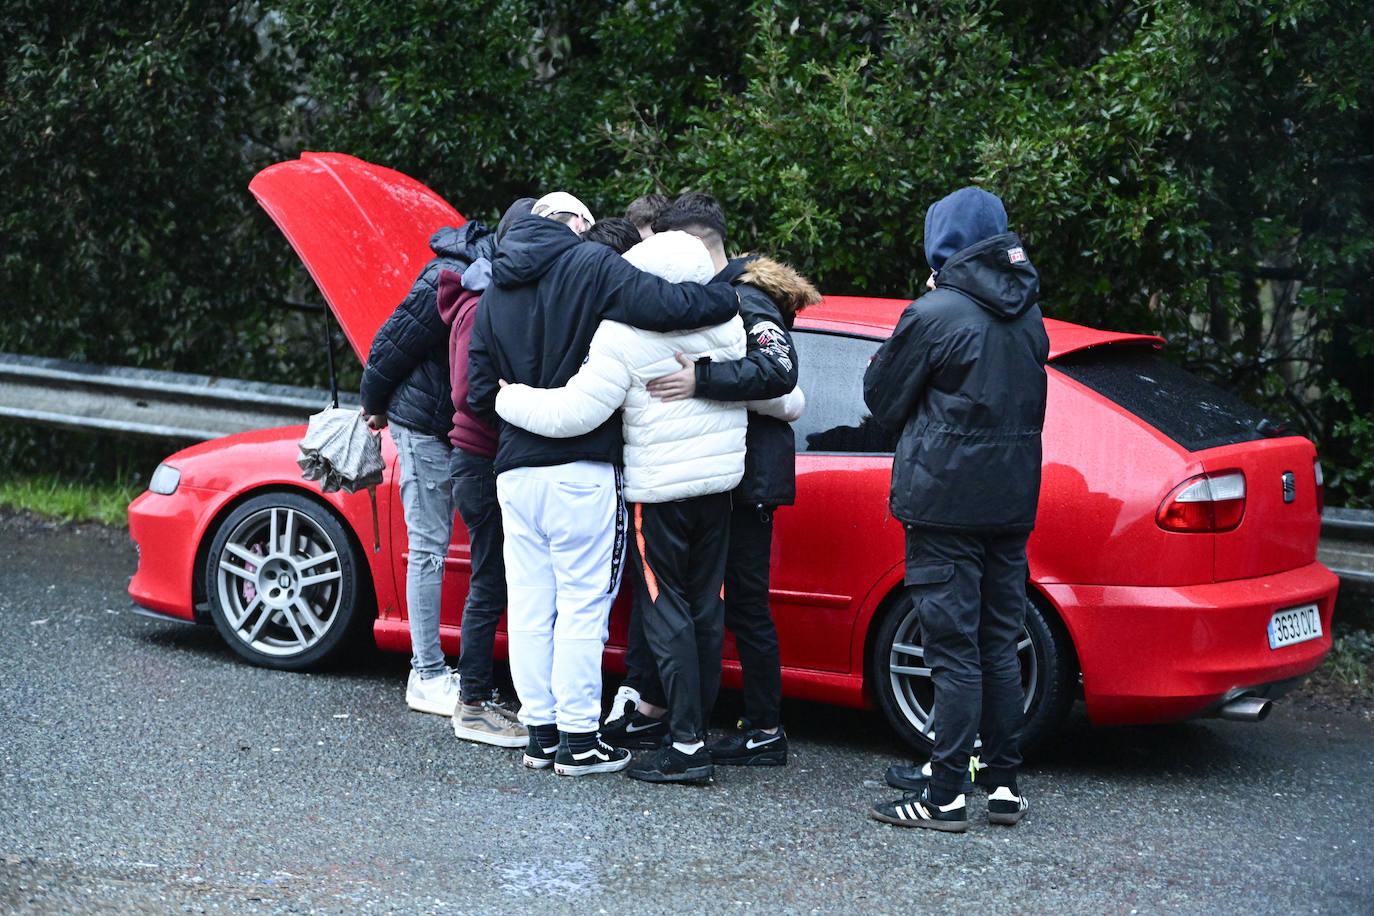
<box><xmin>847</xmin><ymin>558</ymin><xmax>908</xmax><ymax>702</ymax></box>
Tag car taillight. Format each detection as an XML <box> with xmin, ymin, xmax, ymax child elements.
<box><xmin>1156</xmin><ymin>471</ymin><xmax>1247</xmax><ymax>533</ymax></box>
<box><xmin>1314</xmin><ymin>458</ymin><xmax>1325</xmax><ymax>513</ymax></box>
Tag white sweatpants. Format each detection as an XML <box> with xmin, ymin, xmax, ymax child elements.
<box><xmin>496</xmin><ymin>461</ymin><xmax>626</xmax><ymax>734</ymax></box>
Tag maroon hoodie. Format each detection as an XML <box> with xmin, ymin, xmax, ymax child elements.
<box><xmin>438</xmin><ymin>269</ymin><xmax>499</xmax><ymax>458</ymax></box>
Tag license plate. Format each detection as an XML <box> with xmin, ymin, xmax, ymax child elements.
<box><xmin>1268</xmin><ymin>604</ymin><xmax>1322</xmax><ymax>650</ymax></box>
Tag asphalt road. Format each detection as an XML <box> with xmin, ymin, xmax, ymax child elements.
<box><xmin>1</xmin><ymin>511</ymin><xmax>1371</xmax><ymax>915</ymax></box>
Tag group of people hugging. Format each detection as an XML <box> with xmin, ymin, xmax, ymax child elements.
<box><xmin>361</xmin><ymin>184</ymin><xmax>1048</xmax><ymax>833</ymax></box>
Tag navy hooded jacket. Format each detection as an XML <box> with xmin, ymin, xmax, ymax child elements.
<box><xmin>863</xmin><ymin>189</ymin><xmax>1050</xmax><ymax>533</ymax></box>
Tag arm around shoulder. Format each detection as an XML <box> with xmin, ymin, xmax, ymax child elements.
<box><xmin>494</xmin><ymin>324</ymin><xmax>634</xmax><ymax>438</ymax></box>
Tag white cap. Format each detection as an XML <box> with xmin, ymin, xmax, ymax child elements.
<box><xmin>531</xmin><ymin>191</ymin><xmax>595</xmax><ymax>226</ymax></box>
<box><xmin>623</xmin><ymin>230</ymin><xmax>714</xmax><ymax>284</ymax></box>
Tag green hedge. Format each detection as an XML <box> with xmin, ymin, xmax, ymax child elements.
<box><xmin>3</xmin><ymin>0</ymin><xmax>1372</xmax><ymax>502</ymax></box>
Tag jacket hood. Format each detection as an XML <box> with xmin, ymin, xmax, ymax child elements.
<box><xmin>624</xmin><ymin>230</ymin><xmax>715</xmax><ymax>284</ymax></box>
<box><xmin>717</xmin><ymin>255</ymin><xmax>822</xmax><ymax>319</ymax></box>
<box><xmin>923</xmin><ymin>187</ymin><xmax>1007</xmax><ymax>272</ymax></box>
<box><xmin>430</xmin><ymin>222</ymin><xmax>488</xmax><ymax>260</ymax></box>
<box><xmin>436</xmin><ymin>268</ymin><xmax>467</xmax><ymax>324</ymax></box>
<box><xmin>935</xmin><ymin>232</ymin><xmax>1040</xmax><ymax>320</ymax></box>
<box><xmin>492</xmin><ymin>215</ymin><xmax>583</xmax><ymax>288</ymax></box>
<box><xmin>497</xmin><ymin>198</ymin><xmax>536</xmax><ymax>242</ymax></box>
<box><xmin>738</xmin><ymin>256</ymin><xmax>821</xmax><ymax>319</ymax></box>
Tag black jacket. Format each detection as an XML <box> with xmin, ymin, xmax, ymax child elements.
<box><xmin>695</xmin><ymin>256</ymin><xmax>818</xmax><ymax>507</ymax></box>
<box><xmin>863</xmin><ymin>232</ymin><xmax>1049</xmax><ymax>533</ymax></box>
<box><xmin>360</xmin><ymin>224</ymin><xmax>494</xmax><ymax>437</ymax></box>
<box><xmin>468</xmin><ymin>215</ymin><xmax>739</xmax><ymax>474</ymax></box>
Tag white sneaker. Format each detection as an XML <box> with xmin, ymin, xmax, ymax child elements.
<box><xmin>604</xmin><ymin>684</ymin><xmax>641</xmax><ymax>724</ymax></box>
<box><xmin>406</xmin><ymin>669</ymin><xmax>460</xmax><ymax>716</ymax></box>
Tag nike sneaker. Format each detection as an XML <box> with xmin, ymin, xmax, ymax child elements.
<box><xmin>604</xmin><ymin>684</ymin><xmax>641</xmax><ymax>724</ymax></box>
<box><xmin>626</xmin><ymin>745</ymin><xmax>714</xmax><ymax>785</ymax></box>
<box><xmin>601</xmin><ymin>711</ymin><xmax>668</xmax><ymax>750</ymax></box>
<box><xmin>707</xmin><ymin>723</ymin><xmax>788</xmax><ymax>766</ymax></box>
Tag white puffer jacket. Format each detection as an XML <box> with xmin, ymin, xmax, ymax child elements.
<box><xmin>495</xmin><ymin>231</ymin><xmax>804</xmax><ymax>503</ymax></box>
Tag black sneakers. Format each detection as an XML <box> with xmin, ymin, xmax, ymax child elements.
<box><xmin>553</xmin><ymin>736</ymin><xmax>632</xmax><ymax>777</ymax></box>
<box><xmin>601</xmin><ymin>711</ymin><xmax>669</xmax><ymax>750</ymax></box>
<box><xmin>869</xmin><ymin>786</ymin><xmax>969</xmax><ymax>832</ymax></box>
<box><xmin>707</xmin><ymin>723</ymin><xmax>788</xmax><ymax>766</ymax></box>
<box><xmin>987</xmin><ymin>785</ymin><xmax>1029</xmax><ymax>825</ymax></box>
<box><xmin>626</xmin><ymin>744</ymin><xmax>714</xmax><ymax>785</ymax></box>
<box><xmin>522</xmin><ymin>733</ymin><xmax>558</xmax><ymax>770</ymax></box>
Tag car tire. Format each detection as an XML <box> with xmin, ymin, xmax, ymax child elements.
<box><xmin>204</xmin><ymin>491</ymin><xmax>369</xmax><ymax>671</ymax></box>
<box><xmin>868</xmin><ymin>588</ymin><xmax>1076</xmax><ymax>757</ymax></box>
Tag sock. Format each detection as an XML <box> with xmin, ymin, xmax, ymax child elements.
<box><xmin>927</xmin><ymin>783</ymin><xmax>959</xmax><ymax>807</ymax></box>
<box><xmin>672</xmin><ymin>740</ymin><xmax>704</xmax><ymax>755</ymax></box>
<box><xmin>565</xmin><ymin>729</ymin><xmax>599</xmax><ymax>754</ymax></box>
<box><xmin>980</xmin><ymin>767</ymin><xmax>1019</xmax><ymax>796</ymax></box>
<box><xmin>530</xmin><ymin>723</ymin><xmax>558</xmax><ymax>749</ymax></box>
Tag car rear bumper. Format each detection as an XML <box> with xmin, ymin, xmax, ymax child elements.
<box><xmin>127</xmin><ymin>487</ymin><xmax>228</xmax><ymax>622</ymax></box>
<box><xmin>1043</xmin><ymin>561</ymin><xmax>1340</xmax><ymax>725</ymax></box>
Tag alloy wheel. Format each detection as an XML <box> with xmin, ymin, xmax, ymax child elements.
<box><xmin>887</xmin><ymin>602</ymin><xmax>1039</xmax><ymax>741</ymax></box>
<box><xmin>214</xmin><ymin>505</ymin><xmax>344</xmax><ymax>658</ymax></box>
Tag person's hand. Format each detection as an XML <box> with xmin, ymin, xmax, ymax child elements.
<box><xmin>646</xmin><ymin>353</ymin><xmax>696</xmax><ymax>401</ymax></box>
<box><xmin>364</xmin><ymin>411</ymin><xmax>388</xmax><ymax>431</ymax></box>
<box><xmin>926</xmin><ymin>271</ymin><xmax>937</xmax><ymax>291</ymax></box>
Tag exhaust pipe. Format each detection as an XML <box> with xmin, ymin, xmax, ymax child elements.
<box><xmin>1216</xmin><ymin>696</ymin><xmax>1272</xmax><ymax>722</ymax></box>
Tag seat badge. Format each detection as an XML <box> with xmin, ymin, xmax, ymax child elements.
<box><xmin>1281</xmin><ymin>471</ymin><xmax>1296</xmax><ymax>503</ymax></box>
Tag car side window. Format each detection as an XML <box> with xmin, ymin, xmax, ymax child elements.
<box><xmin>791</xmin><ymin>331</ymin><xmax>899</xmax><ymax>454</ymax></box>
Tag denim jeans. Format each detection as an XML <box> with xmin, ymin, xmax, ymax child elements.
<box><xmin>450</xmin><ymin>448</ymin><xmax>507</xmax><ymax>702</ymax></box>
<box><xmin>391</xmin><ymin>424</ymin><xmax>454</xmax><ymax>678</ymax></box>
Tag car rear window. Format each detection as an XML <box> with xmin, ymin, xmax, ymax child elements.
<box><xmin>1052</xmin><ymin>346</ymin><xmax>1274</xmax><ymax>452</ymax></box>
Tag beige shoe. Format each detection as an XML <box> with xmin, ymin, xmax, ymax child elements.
<box><xmin>452</xmin><ymin>697</ymin><xmax>527</xmax><ymax>748</ymax></box>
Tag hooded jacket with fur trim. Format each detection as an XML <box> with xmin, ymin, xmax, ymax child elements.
<box><xmin>493</xmin><ymin>232</ymin><xmax>803</xmax><ymax>503</ymax></box>
<box><xmin>695</xmin><ymin>255</ymin><xmax>822</xmax><ymax>507</ymax></box>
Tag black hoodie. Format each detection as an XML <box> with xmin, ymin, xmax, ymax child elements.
<box><xmin>360</xmin><ymin>223</ymin><xmax>494</xmax><ymax>437</ymax></box>
<box><xmin>862</xmin><ymin>231</ymin><xmax>1049</xmax><ymax>532</ymax></box>
<box><xmin>468</xmin><ymin>215</ymin><xmax>739</xmax><ymax>474</ymax></box>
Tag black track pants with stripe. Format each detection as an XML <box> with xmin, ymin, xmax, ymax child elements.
<box><xmin>629</xmin><ymin>493</ymin><xmax>731</xmax><ymax>744</ymax></box>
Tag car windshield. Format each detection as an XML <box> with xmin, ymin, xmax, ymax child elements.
<box><xmin>1052</xmin><ymin>345</ymin><xmax>1275</xmax><ymax>452</ymax></box>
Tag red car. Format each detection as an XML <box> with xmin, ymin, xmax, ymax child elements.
<box><xmin>127</xmin><ymin>153</ymin><xmax>1340</xmax><ymax>751</ymax></box>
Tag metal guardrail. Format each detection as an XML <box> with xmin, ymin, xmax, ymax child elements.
<box><xmin>1</xmin><ymin>349</ymin><xmax>1371</xmax><ymax>591</ymax></box>
<box><xmin>0</xmin><ymin>352</ymin><xmax>355</xmax><ymax>440</ymax></box>
<box><xmin>1318</xmin><ymin>507</ymin><xmax>1374</xmax><ymax>591</ymax></box>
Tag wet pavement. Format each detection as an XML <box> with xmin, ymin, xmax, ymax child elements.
<box><xmin>1</xmin><ymin>511</ymin><xmax>1371</xmax><ymax>914</ymax></box>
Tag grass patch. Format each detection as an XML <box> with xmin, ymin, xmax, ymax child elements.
<box><xmin>1323</xmin><ymin>628</ymin><xmax>1374</xmax><ymax>695</ymax></box>
<box><xmin>0</xmin><ymin>473</ymin><xmax>141</xmax><ymax>527</ymax></box>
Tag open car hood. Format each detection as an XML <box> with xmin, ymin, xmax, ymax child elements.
<box><xmin>249</xmin><ymin>152</ymin><xmax>466</xmax><ymax>360</ymax></box>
